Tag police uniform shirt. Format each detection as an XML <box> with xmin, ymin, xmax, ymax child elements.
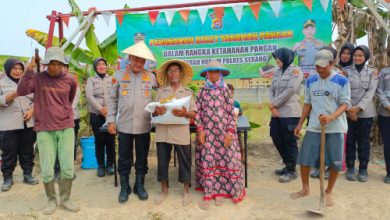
<box><xmin>0</xmin><ymin>76</ymin><xmax>34</xmax><ymax>131</ymax></box>
<box><xmin>376</xmin><ymin>67</ymin><xmax>390</xmax><ymax>117</ymax></box>
<box><xmin>269</xmin><ymin>65</ymin><xmax>304</xmax><ymax>118</ymax></box>
<box><xmin>85</xmin><ymin>74</ymin><xmax>113</xmax><ymax>115</ymax></box>
<box><xmin>345</xmin><ymin>64</ymin><xmax>379</xmax><ymax>118</ymax></box>
<box><xmin>295</xmin><ymin>39</ymin><xmax>326</xmax><ymax>76</ymax></box>
<box><xmin>107</xmin><ymin>69</ymin><xmax>157</xmax><ymax>134</ymax></box>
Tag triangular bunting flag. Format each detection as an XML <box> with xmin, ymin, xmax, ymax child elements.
<box><xmin>116</xmin><ymin>11</ymin><xmax>124</xmax><ymax>25</ymax></box>
<box><xmin>213</xmin><ymin>7</ymin><xmax>224</xmax><ymax>19</ymax></box>
<box><xmin>197</xmin><ymin>8</ymin><xmax>208</xmax><ymax>24</ymax></box>
<box><xmin>302</xmin><ymin>0</ymin><xmax>313</xmax><ymax>11</ymax></box>
<box><xmin>338</xmin><ymin>0</ymin><xmax>347</xmax><ymax>10</ymax></box>
<box><xmin>164</xmin><ymin>10</ymin><xmax>175</xmax><ymax>26</ymax></box>
<box><xmin>232</xmin><ymin>5</ymin><xmax>244</xmax><ymax>22</ymax></box>
<box><xmin>102</xmin><ymin>12</ymin><xmax>112</xmax><ymax>26</ymax></box>
<box><xmin>268</xmin><ymin>0</ymin><xmax>281</xmax><ymax>18</ymax></box>
<box><xmin>61</xmin><ymin>15</ymin><xmax>70</xmax><ymax>27</ymax></box>
<box><xmin>249</xmin><ymin>2</ymin><xmax>262</xmax><ymax>20</ymax></box>
<box><xmin>179</xmin><ymin>9</ymin><xmax>191</xmax><ymax>23</ymax></box>
<box><xmin>149</xmin><ymin>11</ymin><xmax>159</xmax><ymax>25</ymax></box>
<box><xmin>320</xmin><ymin>0</ymin><xmax>330</xmax><ymax>12</ymax></box>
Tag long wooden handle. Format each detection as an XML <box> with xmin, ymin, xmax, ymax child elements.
<box><xmin>319</xmin><ymin>124</ymin><xmax>326</xmax><ymax>204</ymax></box>
<box><xmin>34</xmin><ymin>48</ymin><xmax>40</xmax><ymax>73</ymax></box>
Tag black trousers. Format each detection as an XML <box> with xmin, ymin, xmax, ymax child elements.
<box><xmin>0</xmin><ymin>128</ymin><xmax>36</xmax><ymax>179</ymax></box>
<box><xmin>90</xmin><ymin>113</ymin><xmax>115</xmax><ymax>167</ymax></box>
<box><xmin>270</xmin><ymin>117</ymin><xmax>299</xmax><ymax>172</ymax></box>
<box><xmin>379</xmin><ymin>116</ymin><xmax>390</xmax><ymax>176</ymax></box>
<box><xmin>117</xmin><ymin>132</ymin><xmax>150</xmax><ymax>176</ymax></box>
<box><xmin>346</xmin><ymin>118</ymin><xmax>373</xmax><ymax>170</ymax></box>
<box><xmin>156</xmin><ymin>142</ymin><xmax>191</xmax><ymax>184</ymax></box>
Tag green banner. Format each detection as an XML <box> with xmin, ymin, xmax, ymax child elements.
<box><xmin>116</xmin><ymin>0</ymin><xmax>332</xmax><ymax>80</ymax></box>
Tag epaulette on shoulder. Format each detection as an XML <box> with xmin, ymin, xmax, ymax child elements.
<box><xmin>367</xmin><ymin>65</ymin><xmax>377</xmax><ymax>70</ymax></box>
<box><xmin>381</xmin><ymin>67</ymin><xmax>390</xmax><ymax>74</ymax></box>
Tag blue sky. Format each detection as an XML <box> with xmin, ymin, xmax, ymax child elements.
<box><xmin>1</xmin><ymin>0</ymin><xmax>366</xmax><ymax>57</ymax></box>
<box><xmin>0</xmin><ymin>0</ymin><xmax>209</xmax><ymax>57</ymax></box>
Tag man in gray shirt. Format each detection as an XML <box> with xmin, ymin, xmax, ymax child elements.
<box><xmin>291</xmin><ymin>50</ymin><xmax>350</xmax><ymax>207</ymax></box>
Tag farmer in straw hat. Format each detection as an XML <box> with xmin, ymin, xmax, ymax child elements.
<box><xmin>152</xmin><ymin>59</ymin><xmax>197</xmax><ymax>206</ymax></box>
<box><xmin>17</xmin><ymin>47</ymin><xmax>79</xmax><ymax>214</ymax></box>
<box><xmin>107</xmin><ymin>41</ymin><xmax>158</xmax><ymax>203</ymax></box>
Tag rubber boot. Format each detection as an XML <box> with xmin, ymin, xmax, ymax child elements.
<box><xmin>97</xmin><ymin>165</ymin><xmax>105</xmax><ymax>177</ymax></box>
<box><xmin>133</xmin><ymin>175</ymin><xmax>148</xmax><ymax>200</ymax></box>
<box><xmin>119</xmin><ymin>175</ymin><xmax>131</xmax><ymax>203</ymax></box>
<box><xmin>23</xmin><ymin>173</ymin><xmax>39</xmax><ymax>185</ymax></box>
<box><xmin>357</xmin><ymin>169</ymin><xmax>368</xmax><ymax>182</ymax></box>
<box><xmin>43</xmin><ymin>181</ymin><xmax>57</xmax><ymax>215</ymax></box>
<box><xmin>346</xmin><ymin>168</ymin><xmax>357</xmax><ymax>181</ymax></box>
<box><xmin>58</xmin><ymin>179</ymin><xmax>80</xmax><ymax>212</ymax></box>
<box><xmin>1</xmin><ymin>177</ymin><xmax>13</xmax><ymax>192</ymax></box>
<box><xmin>274</xmin><ymin>167</ymin><xmax>287</xmax><ymax>176</ymax></box>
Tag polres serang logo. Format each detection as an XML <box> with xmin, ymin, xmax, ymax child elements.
<box><xmin>209</xmin><ymin>12</ymin><xmax>223</xmax><ymax>30</ymax></box>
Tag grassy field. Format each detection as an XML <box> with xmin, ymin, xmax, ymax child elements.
<box><xmin>241</xmin><ymin>102</ymin><xmax>271</xmax><ymax>142</ymax></box>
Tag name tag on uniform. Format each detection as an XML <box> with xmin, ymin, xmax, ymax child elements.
<box><xmin>122</xmin><ymin>90</ymin><xmax>128</xmax><ymax>96</ymax></box>
<box><xmin>142</xmin><ymin>73</ymin><xmax>151</xmax><ymax>82</ymax></box>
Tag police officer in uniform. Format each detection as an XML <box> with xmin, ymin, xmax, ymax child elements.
<box><xmin>0</xmin><ymin>59</ymin><xmax>38</xmax><ymax>192</ymax></box>
<box><xmin>107</xmin><ymin>41</ymin><xmax>158</xmax><ymax>203</ymax></box>
<box><xmin>269</xmin><ymin>48</ymin><xmax>304</xmax><ymax>183</ymax></box>
<box><xmin>293</xmin><ymin>19</ymin><xmax>326</xmax><ymax>78</ymax></box>
<box><xmin>344</xmin><ymin>45</ymin><xmax>378</xmax><ymax>182</ymax></box>
<box><xmin>86</xmin><ymin>58</ymin><xmax>115</xmax><ymax>177</ymax></box>
<box><xmin>376</xmin><ymin>49</ymin><xmax>390</xmax><ymax>184</ymax></box>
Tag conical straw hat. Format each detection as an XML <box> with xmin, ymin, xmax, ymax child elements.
<box><xmin>157</xmin><ymin>59</ymin><xmax>193</xmax><ymax>87</ymax></box>
<box><xmin>122</xmin><ymin>41</ymin><xmax>156</xmax><ymax>62</ymax></box>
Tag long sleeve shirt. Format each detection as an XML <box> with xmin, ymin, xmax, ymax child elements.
<box><xmin>17</xmin><ymin>70</ymin><xmax>77</xmax><ymax>131</ymax></box>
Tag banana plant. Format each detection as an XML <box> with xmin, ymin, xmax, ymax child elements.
<box><xmin>26</xmin><ymin>29</ymin><xmax>94</xmax><ymax>80</ymax></box>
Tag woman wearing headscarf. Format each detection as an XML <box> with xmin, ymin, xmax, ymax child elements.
<box><xmin>339</xmin><ymin>43</ymin><xmax>355</xmax><ymax>68</ymax></box>
<box><xmin>0</xmin><ymin>59</ymin><xmax>39</xmax><ymax>192</ymax></box>
<box><xmin>153</xmin><ymin>59</ymin><xmax>197</xmax><ymax>206</ymax></box>
<box><xmin>269</xmin><ymin>48</ymin><xmax>304</xmax><ymax>183</ymax></box>
<box><xmin>195</xmin><ymin>60</ymin><xmax>245</xmax><ymax>210</ymax></box>
<box><xmin>86</xmin><ymin>58</ymin><xmax>115</xmax><ymax>177</ymax></box>
<box><xmin>344</xmin><ymin>45</ymin><xmax>378</xmax><ymax>182</ymax></box>
<box><xmin>337</xmin><ymin>43</ymin><xmax>355</xmax><ymax>76</ymax></box>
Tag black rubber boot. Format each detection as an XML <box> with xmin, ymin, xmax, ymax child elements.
<box><xmin>1</xmin><ymin>177</ymin><xmax>13</xmax><ymax>192</ymax></box>
<box><xmin>357</xmin><ymin>169</ymin><xmax>368</xmax><ymax>182</ymax></box>
<box><xmin>133</xmin><ymin>175</ymin><xmax>148</xmax><ymax>200</ymax></box>
<box><xmin>118</xmin><ymin>175</ymin><xmax>131</xmax><ymax>203</ymax></box>
<box><xmin>97</xmin><ymin>165</ymin><xmax>105</xmax><ymax>177</ymax></box>
<box><xmin>274</xmin><ymin>167</ymin><xmax>287</xmax><ymax>176</ymax></box>
<box><xmin>106</xmin><ymin>165</ymin><xmax>114</xmax><ymax>176</ymax></box>
<box><xmin>346</xmin><ymin>168</ymin><xmax>357</xmax><ymax>181</ymax></box>
<box><xmin>23</xmin><ymin>174</ymin><xmax>39</xmax><ymax>185</ymax></box>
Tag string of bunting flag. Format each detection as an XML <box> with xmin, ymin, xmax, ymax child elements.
<box><xmin>56</xmin><ymin>0</ymin><xmax>350</xmax><ymax>28</ymax></box>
